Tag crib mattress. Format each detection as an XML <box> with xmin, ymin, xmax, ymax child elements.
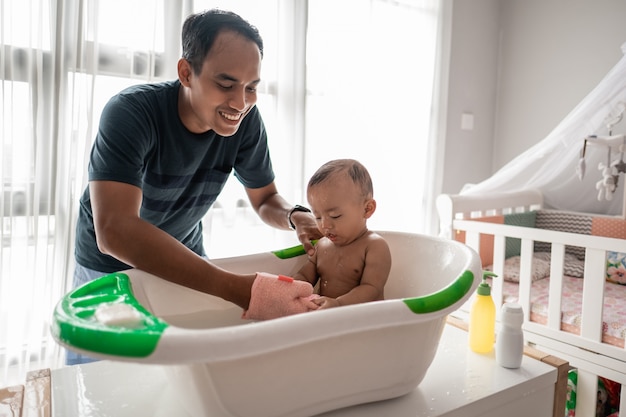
<box><xmin>500</xmin><ymin>277</ymin><xmax>626</xmax><ymax>348</ymax></box>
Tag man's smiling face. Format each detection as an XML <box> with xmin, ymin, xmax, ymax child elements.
<box><xmin>181</xmin><ymin>29</ymin><xmax>262</xmax><ymax>136</ymax></box>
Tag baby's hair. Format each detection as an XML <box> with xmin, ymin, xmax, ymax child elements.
<box><xmin>308</xmin><ymin>159</ymin><xmax>373</xmax><ymax>199</ymax></box>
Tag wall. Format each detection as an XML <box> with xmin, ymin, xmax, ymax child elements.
<box><xmin>440</xmin><ymin>0</ymin><xmax>499</xmax><ymax>195</ymax></box>
<box><xmin>441</xmin><ymin>0</ymin><xmax>626</xmax><ymax>195</ymax></box>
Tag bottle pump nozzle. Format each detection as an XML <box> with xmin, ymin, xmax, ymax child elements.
<box><xmin>477</xmin><ymin>271</ymin><xmax>497</xmax><ymax>295</ymax></box>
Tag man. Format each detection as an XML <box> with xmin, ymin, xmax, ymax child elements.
<box><xmin>74</xmin><ymin>9</ymin><xmax>321</xmax><ymax>313</ymax></box>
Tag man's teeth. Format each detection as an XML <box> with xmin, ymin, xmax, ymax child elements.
<box><xmin>221</xmin><ymin>112</ymin><xmax>241</xmax><ymax>121</ymax></box>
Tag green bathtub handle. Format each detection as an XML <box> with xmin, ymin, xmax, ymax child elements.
<box><xmin>402</xmin><ymin>270</ymin><xmax>475</xmax><ymax>314</ymax></box>
<box><xmin>272</xmin><ymin>240</ymin><xmax>318</xmax><ymax>259</ymax></box>
<box><xmin>52</xmin><ymin>273</ymin><xmax>168</xmax><ymax>357</ymax></box>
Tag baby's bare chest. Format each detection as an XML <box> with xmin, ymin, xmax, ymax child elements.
<box><xmin>316</xmin><ymin>247</ymin><xmax>365</xmax><ymax>282</ymax></box>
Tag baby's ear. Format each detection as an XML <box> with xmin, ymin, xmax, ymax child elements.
<box><xmin>363</xmin><ymin>199</ymin><xmax>376</xmax><ymax>219</ymax></box>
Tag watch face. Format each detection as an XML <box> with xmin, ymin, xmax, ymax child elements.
<box><xmin>288</xmin><ymin>205</ymin><xmax>311</xmax><ymax>230</ymax></box>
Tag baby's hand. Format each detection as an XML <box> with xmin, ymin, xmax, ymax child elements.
<box><xmin>312</xmin><ymin>296</ymin><xmax>341</xmax><ymax>310</ymax></box>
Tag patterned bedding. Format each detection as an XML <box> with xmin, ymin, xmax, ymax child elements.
<box><xmin>497</xmin><ymin>275</ymin><xmax>626</xmax><ymax>348</ymax></box>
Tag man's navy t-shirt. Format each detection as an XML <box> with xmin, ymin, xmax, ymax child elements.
<box><xmin>75</xmin><ymin>80</ymin><xmax>275</xmax><ymax>272</ymax></box>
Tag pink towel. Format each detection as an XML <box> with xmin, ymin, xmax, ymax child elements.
<box><xmin>242</xmin><ymin>273</ymin><xmax>319</xmax><ymax>320</ymax></box>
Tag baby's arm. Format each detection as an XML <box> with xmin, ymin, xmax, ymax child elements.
<box><xmin>316</xmin><ymin>236</ymin><xmax>391</xmax><ymax>309</ymax></box>
<box><xmin>292</xmin><ymin>253</ymin><xmax>319</xmax><ymax>288</ymax></box>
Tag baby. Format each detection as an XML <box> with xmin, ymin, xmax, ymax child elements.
<box><xmin>294</xmin><ymin>159</ymin><xmax>391</xmax><ymax>309</ymax></box>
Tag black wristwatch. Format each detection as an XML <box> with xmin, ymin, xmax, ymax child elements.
<box><xmin>287</xmin><ymin>205</ymin><xmax>311</xmax><ymax>230</ymax></box>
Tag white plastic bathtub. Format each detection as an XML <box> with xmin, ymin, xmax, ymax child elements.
<box><xmin>52</xmin><ymin>231</ymin><xmax>482</xmax><ymax>417</ymax></box>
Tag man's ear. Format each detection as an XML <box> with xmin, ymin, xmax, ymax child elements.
<box><xmin>364</xmin><ymin>199</ymin><xmax>376</xmax><ymax>219</ymax></box>
<box><xmin>178</xmin><ymin>58</ymin><xmax>193</xmax><ymax>87</ymax></box>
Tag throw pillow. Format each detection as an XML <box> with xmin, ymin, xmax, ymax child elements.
<box><xmin>533</xmin><ymin>252</ymin><xmax>585</xmax><ymax>278</ymax></box>
<box><xmin>486</xmin><ymin>254</ymin><xmax>551</xmax><ymax>283</ymax></box>
<box><xmin>503</xmin><ymin>211</ymin><xmax>537</xmax><ymax>258</ymax></box>
<box><xmin>534</xmin><ymin>210</ymin><xmax>592</xmax><ymax>260</ymax></box>
<box><xmin>606</xmin><ymin>251</ymin><xmax>626</xmax><ymax>285</ymax></box>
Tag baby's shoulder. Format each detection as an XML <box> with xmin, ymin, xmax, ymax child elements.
<box><xmin>364</xmin><ymin>231</ymin><xmax>388</xmax><ymax>244</ymax></box>
<box><xmin>362</xmin><ymin>231</ymin><xmax>390</xmax><ymax>252</ymax></box>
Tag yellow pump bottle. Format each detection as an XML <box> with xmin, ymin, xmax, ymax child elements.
<box><xmin>469</xmin><ymin>271</ymin><xmax>497</xmax><ymax>353</ymax></box>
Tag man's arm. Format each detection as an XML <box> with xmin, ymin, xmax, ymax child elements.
<box><xmin>90</xmin><ymin>180</ymin><xmax>255</xmax><ymax>309</ymax></box>
<box><xmin>245</xmin><ymin>182</ymin><xmax>322</xmax><ymax>255</ymax></box>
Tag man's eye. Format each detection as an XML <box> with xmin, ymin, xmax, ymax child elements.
<box><xmin>218</xmin><ymin>84</ymin><xmax>232</xmax><ymax>90</ymax></box>
<box><xmin>246</xmin><ymin>87</ymin><xmax>257</xmax><ymax>93</ymax></box>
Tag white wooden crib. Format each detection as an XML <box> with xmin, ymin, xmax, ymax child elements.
<box><xmin>437</xmin><ymin>189</ymin><xmax>626</xmax><ymax>417</ymax></box>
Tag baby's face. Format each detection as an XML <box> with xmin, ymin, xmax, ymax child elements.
<box><xmin>307</xmin><ymin>176</ymin><xmax>369</xmax><ymax>246</ymax></box>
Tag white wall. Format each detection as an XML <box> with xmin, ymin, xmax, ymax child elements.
<box><xmin>441</xmin><ymin>0</ymin><xmax>626</xmax><ymax>195</ymax></box>
<box><xmin>440</xmin><ymin>0</ymin><xmax>499</xmax><ymax>195</ymax></box>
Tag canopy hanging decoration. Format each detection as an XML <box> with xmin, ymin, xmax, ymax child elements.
<box><xmin>578</xmin><ymin>127</ymin><xmax>626</xmax><ymax>203</ymax></box>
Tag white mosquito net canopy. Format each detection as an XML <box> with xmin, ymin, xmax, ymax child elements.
<box><xmin>461</xmin><ymin>42</ymin><xmax>626</xmax><ymax>217</ymax></box>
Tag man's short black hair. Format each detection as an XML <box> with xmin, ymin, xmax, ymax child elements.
<box><xmin>181</xmin><ymin>9</ymin><xmax>264</xmax><ymax>75</ymax></box>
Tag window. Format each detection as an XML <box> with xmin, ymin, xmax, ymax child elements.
<box><xmin>1</xmin><ymin>0</ymin><xmax>59</xmax><ymax>386</ymax></box>
<box><xmin>305</xmin><ymin>0</ymin><xmax>439</xmax><ymax>233</ymax></box>
<box><xmin>1</xmin><ymin>0</ymin><xmax>175</xmax><ymax>386</ymax></box>
<box><xmin>198</xmin><ymin>0</ymin><xmax>442</xmax><ymax>257</ymax></box>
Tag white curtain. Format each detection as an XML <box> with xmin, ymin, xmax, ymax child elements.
<box><xmin>0</xmin><ymin>0</ymin><xmax>173</xmax><ymax>386</ymax></box>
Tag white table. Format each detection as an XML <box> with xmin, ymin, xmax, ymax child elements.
<box><xmin>51</xmin><ymin>324</ymin><xmax>557</xmax><ymax>417</ymax></box>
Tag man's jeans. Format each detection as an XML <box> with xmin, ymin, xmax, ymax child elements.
<box><xmin>64</xmin><ymin>263</ymin><xmax>108</xmax><ymax>365</ymax></box>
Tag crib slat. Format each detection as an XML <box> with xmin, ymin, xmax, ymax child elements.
<box><xmin>620</xmin><ymin>385</ymin><xmax>626</xmax><ymax>417</ymax></box>
<box><xmin>547</xmin><ymin>244</ymin><xmax>565</xmax><ymax>330</ymax></box>
<box><xmin>576</xmin><ymin>368</ymin><xmax>598</xmax><ymax>417</ymax></box>
<box><xmin>464</xmin><ymin>231</ymin><xmax>480</xmax><ymax>255</ymax></box>
<box><xmin>518</xmin><ymin>238</ymin><xmax>534</xmax><ymax>322</ymax></box>
<box><xmin>580</xmin><ymin>248</ymin><xmax>606</xmax><ymax>341</ymax></box>
<box><xmin>492</xmin><ymin>235</ymin><xmax>506</xmax><ymax>309</ymax></box>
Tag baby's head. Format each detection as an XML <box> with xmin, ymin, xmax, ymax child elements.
<box><xmin>308</xmin><ymin>159</ymin><xmax>373</xmax><ymax>198</ymax></box>
<box><xmin>307</xmin><ymin>159</ymin><xmax>376</xmax><ymax>244</ymax></box>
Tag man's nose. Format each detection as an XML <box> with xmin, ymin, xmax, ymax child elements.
<box><xmin>229</xmin><ymin>87</ymin><xmax>247</xmax><ymax>111</ymax></box>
